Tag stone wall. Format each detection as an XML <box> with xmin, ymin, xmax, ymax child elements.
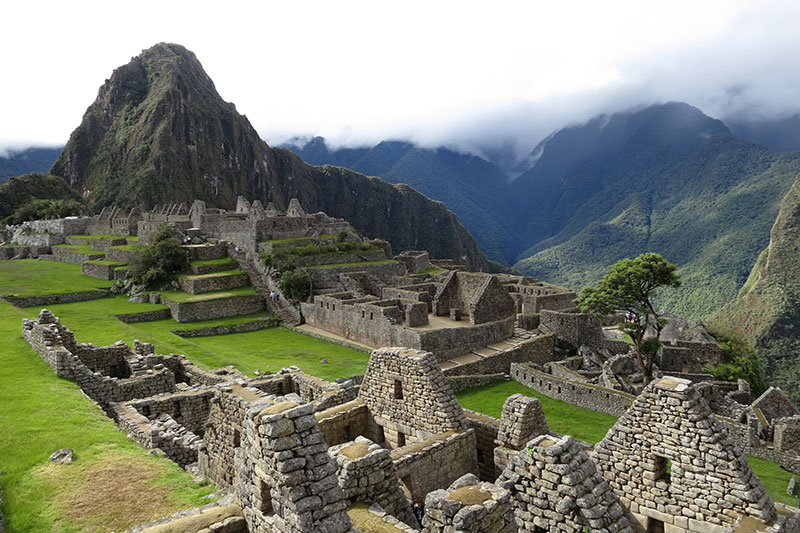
<box><xmin>753</xmin><ymin>387</ymin><xmax>800</xmax><ymax>424</ymax></box>
<box><xmin>423</xmin><ymin>473</ymin><xmax>515</xmax><ymax>533</ymax></box>
<box><xmin>512</xmin><ymin>362</ymin><xmax>636</xmax><ymax>417</ymax></box>
<box><xmin>113</xmin><ymin>404</ymin><xmax>203</xmax><ymax>467</ymax></box>
<box><xmin>51</xmin><ymin>246</ymin><xmax>104</xmax><ymax>264</ymax></box>
<box><xmin>164</xmin><ymin>294</ymin><xmax>264</xmax><ymax>322</ymax></box>
<box><xmin>330</xmin><ymin>436</ymin><xmax>415</xmax><ymax>525</ymax></box>
<box><xmin>2</xmin><ymin>290</ymin><xmax>109</xmax><ymax>308</ymax></box>
<box><xmin>443</xmin><ymin>334</ymin><xmax>555</xmax><ymax>377</ymax></box>
<box><xmin>105</xmin><ymin>246</ymin><xmax>140</xmax><ymax>263</ymax></box>
<box><xmin>178</xmin><ymin>272</ymin><xmax>249</xmax><ymax>294</ymax></box>
<box><xmin>0</xmin><ymin>245</ymin><xmax>50</xmax><ymax>260</ymax></box>
<box><xmin>81</xmin><ymin>261</ymin><xmax>122</xmax><ymax>280</ymax></box>
<box><xmin>593</xmin><ymin>377</ymin><xmax>777</xmax><ymax>529</ymax></box>
<box><xmin>775</xmin><ymin>417</ymin><xmax>800</xmax><ymax>456</ymax></box>
<box><xmin>172</xmin><ymin>317</ymin><xmax>279</xmax><ymax>337</ymax></box>
<box><xmin>232</xmin><ymin>397</ymin><xmax>353</xmax><ymax>533</ymax></box>
<box><xmin>13</xmin><ymin>216</ymin><xmax>92</xmax><ymax>237</ymax></box>
<box><xmin>391</xmin><ymin>429</ymin><xmax>478</xmax><ymax>502</ymax></box>
<box><xmin>395</xmin><ymin>250</ymin><xmax>431</xmax><ymax>274</ymax></box>
<box><xmin>316</xmin><ymin>400</ymin><xmax>370</xmax><ymax>447</ymax></box>
<box><xmin>496</xmin><ymin>434</ymin><xmax>631</xmax><ymax>533</ymax></box>
<box><xmin>433</xmin><ymin>272</ymin><xmax>515</xmax><ymax>326</ymax></box>
<box><xmin>116</xmin><ymin>309</ymin><xmax>172</xmax><ymax>323</ymax></box>
<box><xmin>446</xmin><ymin>373</ymin><xmax>508</xmax><ymax>393</ymax></box>
<box><xmin>22</xmin><ymin>311</ymin><xmax>177</xmax><ymax>413</ymax></box>
<box><xmin>418</xmin><ymin>317</ymin><xmax>515</xmax><ymax>361</ymax></box>
<box><xmin>494</xmin><ymin>394</ymin><xmax>549</xmax><ymax>476</ymax></box>
<box><xmin>539</xmin><ymin>310</ymin><xmax>628</xmax><ymax>354</ymax></box>
<box><xmin>121</xmin><ymin>388</ymin><xmax>215</xmax><ymax>433</ymax></box>
<box><xmin>463</xmin><ymin>409</ymin><xmax>500</xmax><ymax>482</ymax></box>
<box><xmin>358</xmin><ymin>347</ymin><xmax>466</xmax><ymax>447</ymax></box>
<box><xmin>305</xmin><ymin>261</ymin><xmax>406</xmax><ymax>294</ymax></box>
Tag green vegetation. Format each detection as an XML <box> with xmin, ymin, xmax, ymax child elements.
<box><xmin>264</xmin><ymin>240</ymin><xmax>380</xmax><ymax>272</ymax></box>
<box><xmin>704</xmin><ymin>329</ymin><xmax>768</xmax><ymax>396</ymax></box>
<box><xmin>262</xmin><ymin>234</ymin><xmax>336</xmax><ymax>245</ymax></box>
<box><xmin>171</xmin><ymin>312</ymin><xmax>277</xmax><ymax>331</ymax></box>
<box><xmin>129</xmin><ymin>226</ymin><xmax>189</xmax><ymax>288</ymax></box>
<box><xmin>746</xmin><ymin>456</ymin><xmax>796</xmax><ymax>506</ymax></box>
<box><xmin>305</xmin><ymin>260</ymin><xmax>399</xmax><ymax>269</ymax></box>
<box><xmin>0</xmin><ymin>299</ymin><xmax>214</xmax><ymax>531</ymax></box>
<box><xmin>0</xmin><ymin>147</ymin><xmax>61</xmax><ymax>185</ymax></box>
<box><xmin>0</xmin><ymin>172</ymin><xmax>88</xmax><ymax>224</ymax></box>
<box><xmin>83</xmin><ymin>259</ymin><xmax>127</xmax><ymax>266</ymax></box>
<box><xmin>420</xmin><ymin>265</ymin><xmax>445</xmax><ymax>274</ymax></box>
<box><xmin>280</xmin><ymin>269</ymin><xmax>312</xmax><ymax>301</ymax></box>
<box><xmin>190</xmin><ymin>257</ymin><xmax>238</xmax><ymax>267</ymax></box>
<box><xmin>0</xmin><ymin>259</ymin><xmax>113</xmax><ymax>295</ymax></box>
<box><xmin>159</xmin><ymin>286</ymin><xmax>258</xmax><ymax>303</ymax></box>
<box><xmin>577</xmin><ymin>253</ymin><xmax>680</xmax><ymax>382</ymax></box>
<box><xmin>67</xmin><ymin>234</ymin><xmax>129</xmax><ymax>240</ymax></box>
<box><xmin>53</xmin><ymin>244</ymin><xmax>102</xmax><ymax>256</ymax></box>
<box><xmin>456</xmin><ymin>380</ymin><xmax>793</xmax><ymax>506</ymax></box>
<box><xmin>178</xmin><ymin>268</ymin><xmax>244</xmax><ymax>279</ymax></box>
<box><xmin>456</xmin><ymin>381</ymin><xmax>617</xmax><ymax>444</ymax></box>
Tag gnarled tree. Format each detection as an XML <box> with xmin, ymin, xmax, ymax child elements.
<box><xmin>576</xmin><ymin>252</ymin><xmax>680</xmax><ymax>383</ymax></box>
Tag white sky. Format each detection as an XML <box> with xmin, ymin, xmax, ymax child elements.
<box><xmin>2</xmin><ymin>0</ymin><xmax>800</xmax><ymax>157</ymax></box>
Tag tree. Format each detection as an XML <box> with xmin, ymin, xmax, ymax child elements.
<box><xmin>129</xmin><ymin>225</ymin><xmax>188</xmax><ymax>288</ymax></box>
<box><xmin>576</xmin><ymin>253</ymin><xmax>680</xmax><ymax>383</ymax></box>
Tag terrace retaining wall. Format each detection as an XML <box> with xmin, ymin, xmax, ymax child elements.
<box><xmin>172</xmin><ymin>317</ymin><xmax>279</xmax><ymax>337</ymax></box>
<box><xmin>164</xmin><ymin>294</ymin><xmax>264</xmax><ymax>322</ymax></box>
<box><xmin>2</xmin><ymin>290</ymin><xmax>109</xmax><ymax>308</ymax></box>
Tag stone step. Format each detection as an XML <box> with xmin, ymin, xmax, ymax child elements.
<box><xmin>178</xmin><ymin>270</ymin><xmax>250</xmax><ymax>294</ymax></box>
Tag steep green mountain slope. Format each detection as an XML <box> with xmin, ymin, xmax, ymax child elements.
<box><xmin>709</xmin><ymin>174</ymin><xmax>800</xmax><ymax>405</ymax></box>
<box><xmin>49</xmin><ymin>43</ymin><xmax>489</xmax><ymax>271</ymax></box>
<box><xmin>510</xmin><ymin>105</ymin><xmax>800</xmax><ymax>318</ymax></box>
<box><xmin>0</xmin><ymin>147</ymin><xmax>62</xmax><ymax>185</ymax></box>
<box><xmin>285</xmin><ymin>138</ymin><xmax>520</xmax><ymax>263</ymax></box>
<box><xmin>728</xmin><ymin>114</ymin><xmax>800</xmax><ymax>153</ymax></box>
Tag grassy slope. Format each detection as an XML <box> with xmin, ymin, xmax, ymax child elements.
<box><xmin>0</xmin><ymin>299</ymin><xmax>214</xmax><ymax>532</ymax></box>
<box><xmin>0</xmin><ymin>259</ymin><xmax>113</xmax><ymax>295</ymax></box>
<box><xmin>0</xmin><ymin>260</ymin><xmax>369</xmax><ymax>530</ymax></box>
<box><xmin>514</xmin><ymin>142</ymin><xmax>800</xmax><ymax>320</ymax></box>
<box><xmin>457</xmin><ymin>381</ymin><xmax>795</xmax><ymax>505</ymax></box>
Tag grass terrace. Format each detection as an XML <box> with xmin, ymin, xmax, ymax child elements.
<box><xmin>190</xmin><ymin>257</ymin><xmax>238</xmax><ymax>267</ymax></box>
<box><xmin>53</xmin><ymin>243</ymin><xmax>102</xmax><ymax>255</ymax></box>
<box><xmin>83</xmin><ymin>259</ymin><xmax>127</xmax><ymax>267</ymax></box>
<box><xmin>108</xmin><ymin>243</ymin><xmax>140</xmax><ymax>251</ymax></box>
<box><xmin>457</xmin><ymin>380</ymin><xmax>797</xmax><ymax>506</ymax></box>
<box><xmin>0</xmin><ymin>259</ymin><xmax>113</xmax><ymax>296</ymax></box>
<box><xmin>178</xmin><ymin>268</ymin><xmax>245</xmax><ymax>279</ymax></box>
<box><xmin>261</xmin><ymin>234</ymin><xmax>337</xmax><ymax>245</ymax></box>
<box><xmin>159</xmin><ymin>286</ymin><xmax>258</xmax><ymax>303</ymax></box>
<box><xmin>0</xmin><ymin>298</ymin><xmax>214</xmax><ymax>532</ymax></box>
<box><xmin>305</xmin><ymin>259</ymin><xmax>400</xmax><ymax>269</ymax></box>
<box><xmin>67</xmin><ymin>234</ymin><xmax>137</xmax><ymax>241</ymax></box>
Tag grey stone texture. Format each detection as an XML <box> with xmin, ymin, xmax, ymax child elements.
<box><xmin>330</xmin><ymin>436</ymin><xmax>415</xmax><ymax>524</ymax></box>
<box><xmin>497</xmin><ymin>434</ymin><xmax>632</xmax><ymax>533</ymax></box>
<box><xmin>162</xmin><ymin>293</ymin><xmax>264</xmax><ymax>322</ymax></box>
<box><xmin>2</xmin><ymin>289</ymin><xmax>109</xmax><ymax>308</ymax></box>
<box><xmin>433</xmin><ymin>272</ymin><xmax>515</xmax><ymax>326</ymax></box>
<box><xmin>359</xmin><ymin>347</ymin><xmax>467</xmax><ymax>446</ymax></box>
<box><xmin>494</xmin><ymin>394</ymin><xmax>549</xmax><ymax>476</ymax></box>
<box><xmin>423</xmin><ymin>473</ymin><xmax>515</xmax><ymax>533</ymax></box>
<box><xmin>753</xmin><ymin>387</ymin><xmax>800</xmax><ymax>425</ymax></box>
<box><xmin>177</xmin><ymin>271</ymin><xmax>250</xmax><ymax>294</ymax></box>
<box><xmin>463</xmin><ymin>409</ymin><xmax>501</xmax><ymax>482</ymax></box>
<box><xmin>593</xmin><ymin>376</ymin><xmax>777</xmax><ymax>529</ymax></box>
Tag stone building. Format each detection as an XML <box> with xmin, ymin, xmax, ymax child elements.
<box><xmin>593</xmin><ymin>376</ymin><xmax>777</xmax><ymax>531</ymax></box>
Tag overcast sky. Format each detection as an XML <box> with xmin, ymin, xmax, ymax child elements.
<box><xmin>3</xmin><ymin>0</ymin><xmax>800</xmax><ymax>158</ymax></box>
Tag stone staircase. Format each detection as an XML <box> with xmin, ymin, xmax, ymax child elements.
<box><xmin>227</xmin><ymin>245</ymin><xmax>302</xmax><ymax>326</ymax></box>
<box><xmin>439</xmin><ymin>328</ymin><xmax>537</xmax><ymax>371</ymax></box>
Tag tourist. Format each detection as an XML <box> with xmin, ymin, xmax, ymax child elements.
<box><xmin>269</xmin><ymin>291</ymin><xmax>275</xmax><ymax>301</ymax></box>
<box><xmin>412</xmin><ymin>500</ymin><xmax>424</xmax><ymax>526</ymax></box>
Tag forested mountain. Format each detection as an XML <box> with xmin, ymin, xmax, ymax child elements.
<box><xmin>47</xmin><ymin>43</ymin><xmax>490</xmax><ymax>271</ymax></box>
<box><xmin>285</xmin><ymin>138</ymin><xmax>520</xmax><ymax>262</ymax></box>
<box><xmin>710</xmin><ymin>173</ymin><xmax>800</xmax><ymax>405</ymax></box>
<box><xmin>288</xmin><ymin>104</ymin><xmax>800</xmax><ymax>319</ymax></box>
<box><xmin>728</xmin><ymin>114</ymin><xmax>800</xmax><ymax>153</ymax></box>
<box><xmin>0</xmin><ymin>147</ymin><xmax>62</xmax><ymax>185</ymax></box>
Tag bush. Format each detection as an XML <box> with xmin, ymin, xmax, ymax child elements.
<box><xmin>705</xmin><ymin>330</ymin><xmax>767</xmax><ymax>396</ymax></box>
<box><xmin>129</xmin><ymin>225</ymin><xmax>188</xmax><ymax>288</ymax></box>
<box><xmin>280</xmin><ymin>269</ymin><xmax>311</xmax><ymax>302</ymax></box>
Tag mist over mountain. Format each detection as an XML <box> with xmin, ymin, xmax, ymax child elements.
<box><xmin>727</xmin><ymin>114</ymin><xmax>800</xmax><ymax>153</ymax></box>
<box><xmin>0</xmin><ymin>147</ymin><xmax>62</xmax><ymax>185</ymax></box>
<box><xmin>47</xmin><ymin>43</ymin><xmax>490</xmax><ymax>271</ymax></box>
<box><xmin>286</xmin><ymin>103</ymin><xmax>800</xmax><ymax>321</ymax></box>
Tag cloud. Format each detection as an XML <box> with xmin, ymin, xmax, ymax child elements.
<box><xmin>3</xmin><ymin>1</ymin><xmax>800</xmax><ymax>160</ymax></box>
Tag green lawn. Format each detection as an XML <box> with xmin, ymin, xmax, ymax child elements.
<box><xmin>158</xmin><ymin>286</ymin><xmax>258</xmax><ymax>303</ymax></box>
<box><xmin>457</xmin><ymin>380</ymin><xmax>795</xmax><ymax>506</ymax></box>
<box><xmin>0</xmin><ymin>260</ymin><xmax>113</xmax><ymax>296</ymax></box>
<box><xmin>305</xmin><ymin>260</ymin><xmax>400</xmax><ymax>269</ymax></box>
<box><xmin>67</xmin><ymin>234</ymin><xmax>136</xmax><ymax>241</ymax></box>
<box><xmin>190</xmin><ymin>257</ymin><xmax>238</xmax><ymax>267</ymax></box>
<box><xmin>457</xmin><ymin>380</ymin><xmax>618</xmax><ymax>444</ymax></box>
<box><xmin>53</xmin><ymin>244</ymin><xmax>103</xmax><ymax>255</ymax></box>
<box><xmin>0</xmin><ymin>299</ymin><xmax>214</xmax><ymax>532</ymax></box>
<box><xmin>171</xmin><ymin>311</ymin><xmax>277</xmax><ymax>331</ymax></box>
<box><xmin>178</xmin><ymin>268</ymin><xmax>244</xmax><ymax>279</ymax></box>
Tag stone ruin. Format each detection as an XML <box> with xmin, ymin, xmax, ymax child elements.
<box><xmin>594</xmin><ymin>376</ymin><xmax>777</xmax><ymax>531</ymax></box>
<box><xmin>20</xmin><ymin>308</ymin><xmax>800</xmax><ymax>532</ymax></box>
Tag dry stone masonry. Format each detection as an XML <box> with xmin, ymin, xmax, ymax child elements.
<box><xmin>423</xmin><ymin>473</ymin><xmax>515</xmax><ymax>533</ymax></box>
<box><xmin>593</xmin><ymin>376</ymin><xmax>777</xmax><ymax>531</ymax></box>
<box><xmin>497</xmin><ymin>434</ymin><xmax>632</xmax><ymax>533</ymax></box>
<box><xmin>494</xmin><ymin>394</ymin><xmax>550</xmax><ymax>476</ymax></box>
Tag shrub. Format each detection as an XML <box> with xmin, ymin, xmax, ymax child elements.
<box><xmin>705</xmin><ymin>330</ymin><xmax>767</xmax><ymax>396</ymax></box>
<box><xmin>129</xmin><ymin>225</ymin><xmax>188</xmax><ymax>288</ymax></box>
<box><xmin>280</xmin><ymin>269</ymin><xmax>311</xmax><ymax>302</ymax></box>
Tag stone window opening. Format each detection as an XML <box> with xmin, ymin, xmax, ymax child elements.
<box><xmin>394</xmin><ymin>379</ymin><xmax>403</xmax><ymax>400</ymax></box>
<box><xmin>397</xmin><ymin>431</ymin><xmax>406</xmax><ymax>447</ymax></box>
<box><xmin>653</xmin><ymin>454</ymin><xmax>671</xmax><ymax>486</ymax></box>
<box><xmin>648</xmin><ymin>518</ymin><xmax>665</xmax><ymax>533</ymax></box>
<box><xmin>257</xmin><ymin>478</ymin><xmax>273</xmax><ymax>513</ymax></box>
<box><xmin>361</xmin><ymin>310</ymin><xmax>365</xmax><ymax>318</ymax></box>
<box><xmin>477</xmin><ymin>448</ymin><xmax>484</xmax><ymax>463</ymax></box>
<box><xmin>332</xmin><ymin>304</ymin><xmax>335</xmax><ymax>311</ymax></box>
<box><xmin>234</xmin><ymin>429</ymin><xmax>241</xmax><ymax>448</ymax></box>
<box><xmin>370</xmin><ymin>312</ymin><xmax>374</xmax><ymax>320</ymax></box>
